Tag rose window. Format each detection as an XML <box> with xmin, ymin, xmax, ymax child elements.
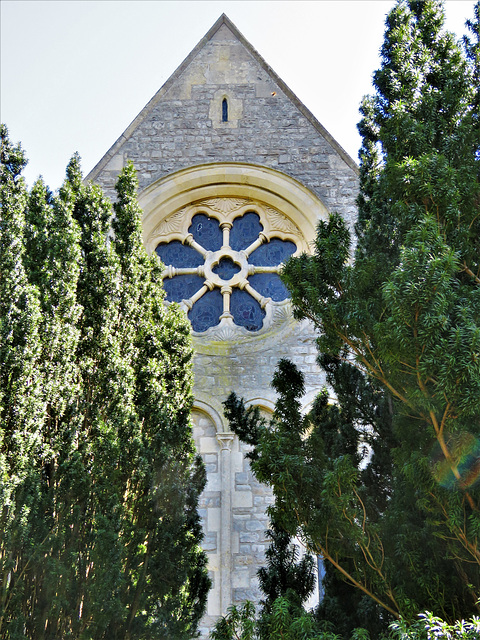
<box><xmin>156</xmin><ymin>206</ymin><xmax>298</xmax><ymax>333</ymax></box>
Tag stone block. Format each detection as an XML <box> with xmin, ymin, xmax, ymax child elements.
<box><xmin>255</xmin><ymin>82</ymin><xmax>276</xmax><ymax>98</ymax></box>
<box><xmin>232</xmin><ymin>531</ymin><xmax>239</xmax><ymax>554</ymax></box>
<box><xmin>199</xmin><ymin>437</ymin><xmax>218</xmax><ymax>453</ymax></box>
<box><xmin>232</xmin><ymin>568</ymin><xmax>250</xmax><ymax>588</ymax></box>
<box><xmin>202</xmin><ymin>532</ymin><xmax>217</xmax><ymax>553</ymax></box>
<box><xmin>233</xmin><ymin>588</ymin><xmax>261</xmax><ymax>603</ymax></box>
<box><xmin>207</xmin><ymin>582</ymin><xmax>221</xmax><ymax>616</ymax></box>
<box><xmin>235</xmin><ymin>472</ymin><xmax>249</xmax><ymax>485</ymax></box>
<box><xmin>233</xmin><ymin>491</ymin><xmax>253</xmax><ymax>508</ymax></box>
<box><xmin>234</xmin><ymin>554</ymin><xmax>253</xmax><ymax>566</ymax></box>
<box><xmin>201</xmin><ymin>493</ymin><xmax>221</xmax><ymax>508</ymax></box>
<box><xmin>245</xmin><ymin>519</ymin><xmax>265</xmax><ymax>532</ymax></box>
<box><xmin>205</xmin><ymin>474</ymin><xmax>221</xmax><ymax>492</ymax></box>
<box><xmin>239</xmin><ymin>532</ymin><xmax>259</xmax><ymax>543</ymax></box>
<box><xmin>104</xmin><ymin>154</ymin><xmax>124</xmax><ymax>171</ymax></box>
<box><xmin>208</xmin><ymin>508</ymin><xmax>221</xmax><ymax>531</ymax></box>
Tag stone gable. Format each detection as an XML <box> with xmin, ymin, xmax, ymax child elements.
<box><xmin>87</xmin><ymin>15</ymin><xmax>357</xmax><ymax>231</ymax></box>
<box><xmin>89</xmin><ymin>14</ymin><xmax>358</xmax><ymax>637</ymax></box>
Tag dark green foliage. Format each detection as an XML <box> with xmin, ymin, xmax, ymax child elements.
<box><xmin>210</xmin><ymin>597</ymin><xmax>377</xmax><ymax>640</ymax></box>
<box><xmin>256</xmin><ymin>521</ymin><xmax>317</xmax><ymax>640</ymax></box>
<box><xmin>257</xmin><ymin>523</ymin><xmax>316</xmax><ymax>611</ymax></box>
<box><xmin>288</xmin><ymin>0</ymin><xmax>480</xmax><ymax>624</ymax></box>
<box><xmin>0</xmin><ymin>127</ymin><xmax>209</xmax><ymax>638</ymax></box>
<box><xmin>209</xmin><ymin>599</ymin><xmax>332</xmax><ymax>640</ymax></box>
<box><xmin>224</xmin><ymin>0</ymin><xmax>480</xmax><ymax>635</ymax></box>
<box><xmin>211</xmin><ymin>606</ymin><xmax>480</xmax><ymax>640</ymax></box>
<box><xmin>224</xmin><ymin>364</ymin><xmax>400</xmax><ymax>635</ymax></box>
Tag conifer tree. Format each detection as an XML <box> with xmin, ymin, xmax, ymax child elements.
<box><xmin>256</xmin><ymin>523</ymin><xmax>317</xmax><ymax>640</ymax></box>
<box><xmin>257</xmin><ymin>523</ymin><xmax>316</xmax><ymax>613</ymax></box>
<box><xmin>209</xmin><ymin>524</ymin><xmax>321</xmax><ymax>640</ymax></box>
<box><xmin>0</xmin><ymin>128</ymin><xmax>209</xmax><ymax>639</ymax></box>
<box><xmin>224</xmin><ymin>0</ymin><xmax>480</xmax><ymax>634</ymax></box>
<box><xmin>0</xmin><ymin>126</ymin><xmax>45</xmax><ymax>634</ymax></box>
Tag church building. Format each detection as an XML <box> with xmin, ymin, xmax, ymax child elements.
<box><xmin>87</xmin><ymin>14</ymin><xmax>358</xmax><ymax>636</ymax></box>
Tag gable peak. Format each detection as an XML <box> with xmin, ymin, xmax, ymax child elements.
<box><xmin>205</xmin><ymin>13</ymin><xmax>243</xmax><ymax>38</ymax></box>
<box><xmin>195</xmin><ymin>13</ymin><xmax>259</xmax><ymax>51</ymax></box>
<box><xmin>86</xmin><ymin>11</ymin><xmax>358</xmax><ymax>182</ymax></box>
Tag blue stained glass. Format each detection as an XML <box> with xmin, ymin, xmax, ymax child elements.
<box><xmin>189</xmin><ymin>289</ymin><xmax>223</xmax><ymax>332</ymax></box>
<box><xmin>163</xmin><ymin>275</ymin><xmax>204</xmax><ymax>303</ymax></box>
<box><xmin>212</xmin><ymin>258</ymin><xmax>241</xmax><ymax>281</ymax></box>
<box><xmin>189</xmin><ymin>214</ymin><xmax>222</xmax><ymax>251</ymax></box>
<box><xmin>231</xmin><ymin>289</ymin><xmax>265</xmax><ymax>332</ymax></box>
<box><xmin>156</xmin><ymin>241</ymin><xmax>203</xmax><ymax>268</ymax></box>
<box><xmin>230</xmin><ymin>212</ymin><xmax>263</xmax><ymax>251</ymax></box>
<box><xmin>249</xmin><ymin>238</ymin><xmax>296</xmax><ymax>266</ymax></box>
<box><xmin>249</xmin><ymin>273</ymin><xmax>290</xmax><ymax>301</ymax></box>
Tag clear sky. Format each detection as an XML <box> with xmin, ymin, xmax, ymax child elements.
<box><xmin>1</xmin><ymin>0</ymin><xmax>476</xmax><ymax>191</ymax></box>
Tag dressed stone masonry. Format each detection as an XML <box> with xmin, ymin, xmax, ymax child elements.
<box><xmin>87</xmin><ymin>14</ymin><xmax>359</xmax><ymax>637</ymax></box>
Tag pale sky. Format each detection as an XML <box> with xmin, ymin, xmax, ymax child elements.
<box><xmin>1</xmin><ymin>0</ymin><xmax>476</xmax><ymax>191</ymax></box>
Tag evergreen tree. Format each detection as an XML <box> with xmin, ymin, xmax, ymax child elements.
<box><xmin>256</xmin><ymin>522</ymin><xmax>317</xmax><ymax>639</ymax></box>
<box><xmin>257</xmin><ymin>523</ymin><xmax>316</xmax><ymax>613</ymax></box>
<box><xmin>0</xmin><ymin>128</ymin><xmax>209</xmax><ymax>639</ymax></box>
<box><xmin>224</xmin><ymin>362</ymin><xmax>399</xmax><ymax>636</ymax></box>
<box><xmin>224</xmin><ymin>0</ymin><xmax>480</xmax><ymax>634</ymax></box>
<box><xmin>210</xmin><ymin>489</ymin><xmax>318</xmax><ymax>640</ymax></box>
<box><xmin>0</xmin><ymin>125</ymin><xmax>45</xmax><ymax>634</ymax></box>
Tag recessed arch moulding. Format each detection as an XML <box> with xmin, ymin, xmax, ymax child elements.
<box><xmin>139</xmin><ymin>162</ymin><xmax>330</xmax><ymax>254</ymax></box>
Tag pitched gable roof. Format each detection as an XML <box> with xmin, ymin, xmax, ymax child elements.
<box><xmin>87</xmin><ymin>14</ymin><xmax>358</xmax><ymax>182</ymax></box>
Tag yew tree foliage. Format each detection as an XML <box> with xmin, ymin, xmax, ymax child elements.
<box><xmin>257</xmin><ymin>523</ymin><xmax>316</xmax><ymax>614</ymax></box>
<box><xmin>225</xmin><ymin>0</ymin><xmax>480</xmax><ymax>634</ymax></box>
<box><xmin>210</xmin><ymin>507</ymin><xmax>319</xmax><ymax>640</ymax></box>
<box><xmin>0</xmin><ymin>126</ymin><xmax>209</xmax><ymax>639</ymax></box>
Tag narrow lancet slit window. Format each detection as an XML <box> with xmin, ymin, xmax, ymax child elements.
<box><xmin>222</xmin><ymin>98</ymin><xmax>228</xmax><ymax>122</ymax></box>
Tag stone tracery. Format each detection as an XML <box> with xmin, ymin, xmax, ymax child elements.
<box><xmin>155</xmin><ymin>198</ymin><xmax>302</xmax><ymax>334</ymax></box>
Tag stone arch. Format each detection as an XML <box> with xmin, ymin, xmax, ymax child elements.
<box><xmin>138</xmin><ymin>162</ymin><xmax>330</xmax><ymax>254</ymax></box>
<box><xmin>301</xmin><ymin>387</ymin><xmax>339</xmax><ymax>415</ymax></box>
<box><xmin>192</xmin><ymin>396</ymin><xmax>226</xmax><ymax>434</ymax></box>
<box><xmin>245</xmin><ymin>397</ymin><xmax>275</xmax><ymax>419</ymax></box>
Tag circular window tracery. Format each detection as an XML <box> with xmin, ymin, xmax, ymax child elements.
<box><xmin>156</xmin><ymin>203</ymin><xmax>299</xmax><ymax>334</ymax></box>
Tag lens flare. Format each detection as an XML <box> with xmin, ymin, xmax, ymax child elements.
<box><xmin>430</xmin><ymin>432</ymin><xmax>480</xmax><ymax>490</ymax></box>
